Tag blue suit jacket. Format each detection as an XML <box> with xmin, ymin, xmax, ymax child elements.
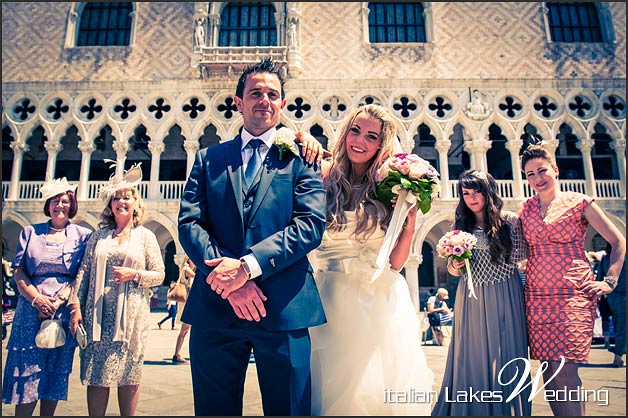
<box><xmin>178</xmin><ymin>136</ymin><xmax>327</xmax><ymax>331</ymax></box>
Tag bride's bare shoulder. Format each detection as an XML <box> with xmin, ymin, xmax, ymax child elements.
<box><xmin>321</xmin><ymin>160</ymin><xmax>332</xmax><ymax>180</ymax></box>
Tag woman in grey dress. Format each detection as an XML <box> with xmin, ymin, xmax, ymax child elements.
<box><xmin>68</xmin><ymin>164</ymin><xmax>165</xmax><ymax>416</ymax></box>
<box><xmin>432</xmin><ymin>170</ymin><xmax>531</xmax><ymax>416</ymax></box>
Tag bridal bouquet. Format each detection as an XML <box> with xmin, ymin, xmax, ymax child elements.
<box><xmin>375</xmin><ymin>153</ymin><xmax>440</xmax><ymax>214</ymax></box>
<box><xmin>436</xmin><ymin>230</ymin><xmax>478</xmax><ymax>299</ymax></box>
<box><xmin>368</xmin><ymin>153</ymin><xmax>440</xmax><ymax>286</ymax></box>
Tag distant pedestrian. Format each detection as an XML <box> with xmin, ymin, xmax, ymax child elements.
<box><xmin>158</xmin><ymin>285</ymin><xmax>178</xmax><ymax>330</ymax></box>
<box><xmin>172</xmin><ymin>256</ymin><xmax>195</xmax><ymax>363</ymax></box>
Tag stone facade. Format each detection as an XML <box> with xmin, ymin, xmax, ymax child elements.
<box><xmin>2</xmin><ymin>2</ymin><xmax>626</xmax><ymax>308</ymax></box>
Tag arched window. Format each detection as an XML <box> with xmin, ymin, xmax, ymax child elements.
<box><xmin>368</xmin><ymin>2</ymin><xmax>426</xmax><ymax>43</ymax></box>
<box><xmin>546</xmin><ymin>2</ymin><xmax>603</xmax><ymax>43</ymax></box>
<box><xmin>77</xmin><ymin>2</ymin><xmax>133</xmax><ymax>46</ymax></box>
<box><xmin>219</xmin><ymin>2</ymin><xmax>277</xmax><ymax>47</ymax></box>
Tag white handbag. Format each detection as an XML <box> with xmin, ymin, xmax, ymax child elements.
<box><xmin>76</xmin><ymin>323</ymin><xmax>88</xmax><ymax>349</ymax></box>
<box><xmin>35</xmin><ymin>319</ymin><xmax>66</xmax><ymax>349</ymax></box>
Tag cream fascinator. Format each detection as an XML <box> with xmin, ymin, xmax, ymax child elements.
<box><xmin>98</xmin><ymin>159</ymin><xmax>143</xmax><ymax>202</ymax></box>
<box><xmin>39</xmin><ymin>177</ymin><xmax>78</xmax><ymax>201</ymax></box>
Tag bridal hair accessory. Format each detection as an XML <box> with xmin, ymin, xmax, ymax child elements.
<box><xmin>98</xmin><ymin>160</ymin><xmax>143</xmax><ymax>202</ymax></box>
<box><xmin>39</xmin><ymin>177</ymin><xmax>77</xmax><ymax>201</ymax></box>
<box><xmin>527</xmin><ymin>133</ymin><xmax>544</xmax><ymax>148</ymax></box>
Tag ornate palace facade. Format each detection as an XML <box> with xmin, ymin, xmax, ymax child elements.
<box><xmin>2</xmin><ymin>2</ymin><xmax>626</xmax><ymax>308</ymax></box>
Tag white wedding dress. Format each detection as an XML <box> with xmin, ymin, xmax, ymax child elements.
<box><xmin>309</xmin><ymin>211</ymin><xmax>434</xmax><ymax>416</ymax></box>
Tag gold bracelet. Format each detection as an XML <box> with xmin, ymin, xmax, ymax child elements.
<box><xmin>31</xmin><ymin>294</ymin><xmax>41</xmax><ymax>307</ymax></box>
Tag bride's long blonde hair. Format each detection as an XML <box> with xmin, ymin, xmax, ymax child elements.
<box><xmin>324</xmin><ymin>104</ymin><xmax>399</xmax><ymax>243</ymax></box>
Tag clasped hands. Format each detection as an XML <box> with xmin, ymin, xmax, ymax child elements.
<box><xmin>32</xmin><ymin>294</ymin><xmax>61</xmax><ymax>320</ymax></box>
<box><xmin>205</xmin><ymin>257</ymin><xmax>267</xmax><ymax>322</ymax></box>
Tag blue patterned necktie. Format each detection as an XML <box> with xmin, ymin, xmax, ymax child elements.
<box><xmin>244</xmin><ymin>138</ymin><xmax>263</xmax><ymax>189</ymax></box>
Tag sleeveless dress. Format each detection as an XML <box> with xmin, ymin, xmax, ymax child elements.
<box><xmin>2</xmin><ymin>241</ymin><xmax>77</xmax><ymax>404</ymax></box>
<box><xmin>521</xmin><ymin>191</ymin><xmax>596</xmax><ymax>363</ymax></box>
<box><xmin>309</xmin><ymin>211</ymin><xmax>434</xmax><ymax>416</ymax></box>
<box><xmin>432</xmin><ymin>211</ymin><xmax>531</xmax><ymax>416</ymax></box>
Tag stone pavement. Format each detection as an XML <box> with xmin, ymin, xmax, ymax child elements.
<box><xmin>2</xmin><ymin>311</ymin><xmax>626</xmax><ymax>416</ymax></box>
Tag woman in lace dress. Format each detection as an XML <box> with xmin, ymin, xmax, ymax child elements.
<box><xmin>309</xmin><ymin>104</ymin><xmax>434</xmax><ymax>416</ymax></box>
<box><xmin>432</xmin><ymin>170</ymin><xmax>531</xmax><ymax>416</ymax></box>
<box><xmin>519</xmin><ymin>145</ymin><xmax>625</xmax><ymax>415</ymax></box>
<box><xmin>2</xmin><ymin>179</ymin><xmax>91</xmax><ymax>416</ymax></box>
<box><xmin>68</xmin><ymin>165</ymin><xmax>165</xmax><ymax>416</ymax></box>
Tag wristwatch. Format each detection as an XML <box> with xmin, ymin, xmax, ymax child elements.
<box><xmin>133</xmin><ymin>271</ymin><xmax>141</xmax><ymax>284</ymax></box>
<box><xmin>240</xmin><ymin>259</ymin><xmax>253</xmax><ymax>280</ymax></box>
<box><xmin>603</xmin><ymin>276</ymin><xmax>617</xmax><ymax>291</ymax></box>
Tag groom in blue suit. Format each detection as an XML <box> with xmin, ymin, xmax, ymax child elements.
<box><xmin>178</xmin><ymin>57</ymin><xmax>327</xmax><ymax>416</ymax></box>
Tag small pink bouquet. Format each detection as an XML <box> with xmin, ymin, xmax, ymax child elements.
<box><xmin>375</xmin><ymin>153</ymin><xmax>440</xmax><ymax>214</ymax></box>
<box><xmin>436</xmin><ymin>230</ymin><xmax>478</xmax><ymax>298</ymax></box>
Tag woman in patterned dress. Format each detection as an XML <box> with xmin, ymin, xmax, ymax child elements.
<box><xmin>520</xmin><ymin>145</ymin><xmax>625</xmax><ymax>416</ymax></box>
<box><xmin>68</xmin><ymin>165</ymin><xmax>165</xmax><ymax>416</ymax></box>
<box><xmin>2</xmin><ymin>178</ymin><xmax>91</xmax><ymax>415</ymax></box>
<box><xmin>432</xmin><ymin>170</ymin><xmax>531</xmax><ymax>416</ymax></box>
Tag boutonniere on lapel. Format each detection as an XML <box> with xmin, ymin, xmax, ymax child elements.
<box><xmin>273</xmin><ymin>127</ymin><xmax>300</xmax><ymax>160</ymax></box>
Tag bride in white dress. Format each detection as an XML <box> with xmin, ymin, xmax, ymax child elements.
<box><xmin>308</xmin><ymin>104</ymin><xmax>434</xmax><ymax>416</ymax></box>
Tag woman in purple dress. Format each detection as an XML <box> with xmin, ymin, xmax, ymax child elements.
<box><xmin>2</xmin><ymin>178</ymin><xmax>92</xmax><ymax>416</ymax></box>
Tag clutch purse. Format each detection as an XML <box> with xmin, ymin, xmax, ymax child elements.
<box><xmin>35</xmin><ymin>319</ymin><xmax>66</xmax><ymax>349</ymax></box>
<box><xmin>76</xmin><ymin>323</ymin><xmax>88</xmax><ymax>349</ymax></box>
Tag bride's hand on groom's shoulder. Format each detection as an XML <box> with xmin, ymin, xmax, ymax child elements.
<box><xmin>226</xmin><ymin>282</ymin><xmax>268</xmax><ymax>322</ymax></box>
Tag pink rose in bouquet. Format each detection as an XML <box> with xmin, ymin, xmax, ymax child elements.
<box><xmin>375</xmin><ymin>153</ymin><xmax>440</xmax><ymax>214</ymax></box>
<box><xmin>436</xmin><ymin>230</ymin><xmax>478</xmax><ymax>298</ymax></box>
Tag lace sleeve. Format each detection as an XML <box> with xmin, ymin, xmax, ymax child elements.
<box><xmin>136</xmin><ymin>229</ymin><xmax>165</xmax><ymax>287</ymax></box>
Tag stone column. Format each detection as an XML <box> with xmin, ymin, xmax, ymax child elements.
<box><xmin>77</xmin><ymin>140</ymin><xmax>95</xmax><ymax>200</ymax></box>
<box><xmin>44</xmin><ymin>140</ymin><xmax>61</xmax><ymax>181</ymax></box>
<box><xmin>208</xmin><ymin>14</ymin><xmax>220</xmax><ymax>47</ymax></box>
<box><xmin>112</xmin><ymin>138</ymin><xmax>130</xmax><ymax>179</ymax></box>
<box><xmin>579</xmin><ymin>138</ymin><xmax>596</xmax><ymax>198</ymax></box>
<box><xmin>435</xmin><ymin>140</ymin><xmax>451</xmax><ymax>198</ymax></box>
<box><xmin>8</xmin><ymin>140</ymin><xmax>27</xmax><ymax>200</ymax></box>
<box><xmin>612</xmin><ymin>139</ymin><xmax>626</xmax><ymax>197</ymax></box>
<box><xmin>148</xmin><ymin>140</ymin><xmax>165</xmax><ymax>200</ymax></box>
<box><xmin>184</xmin><ymin>140</ymin><xmax>200</xmax><ymax>178</ymax></box>
<box><xmin>506</xmin><ymin>139</ymin><xmax>524</xmax><ymax>199</ymax></box>
<box><xmin>465</xmin><ymin>138</ymin><xmax>491</xmax><ymax>172</ymax></box>
<box><xmin>405</xmin><ymin>254</ymin><xmax>422</xmax><ymax>313</ymax></box>
<box><xmin>285</xmin><ymin>3</ymin><xmax>302</xmax><ymax>77</ymax></box>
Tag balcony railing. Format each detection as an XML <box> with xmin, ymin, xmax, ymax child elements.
<box><xmin>198</xmin><ymin>46</ymin><xmax>288</xmax><ymax>74</ymax></box>
<box><xmin>449</xmin><ymin>179</ymin><xmax>620</xmax><ymax>200</ymax></box>
<box><xmin>3</xmin><ymin>181</ymin><xmax>186</xmax><ymax>201</ymax></box>
<box><xmin>2</xmin><ymin>179</ymin><xmax>624</xmax><ymax>202</ymax></box>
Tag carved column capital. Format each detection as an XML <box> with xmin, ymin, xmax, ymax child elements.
<box><xmin>112</xmin><ymin>139</ymin><xmax>129</xmax><ymax>155</ymax></box>
<box><xmin>78</xmin><ymin>140</ymin><xmax>95</xmax><ymax>153</ymax></box>
<box><xmin>435</xmin><ymin>140</ymin><xmax>451</xmax><ymax>153</ymax></box>
<box><xmin>184</xmin><ymin>140</ymin><xmax>200</xmax><ymax>155</ymax></box>
<box><xmin>148</xmin><ymin>141</ymin><xmax>165</xmax><ymax>154</ymax></box>
<box><xmin>44</xmin><ymin>141</ymin><xmax>61</xmax><ymax>153</ymax></box>
<box><xmin>10</xmin><ymin>140</ymin><xmax>27</xmax><ymax>152</ymax></box>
